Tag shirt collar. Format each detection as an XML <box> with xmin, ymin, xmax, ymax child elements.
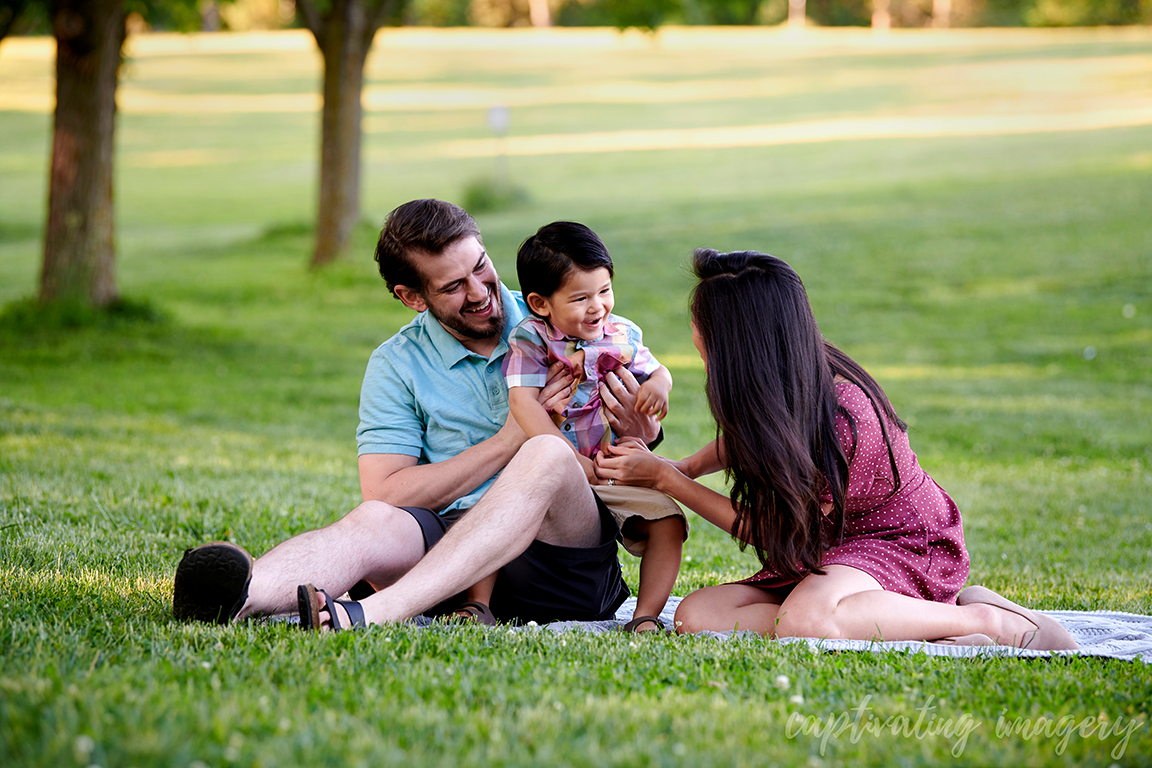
<box><xmin>540</xmin><ymin>316</ymin><xmax>617</xmax><ymax>344</ymax></box>
<box><xmin>422</xmin><ymin>282</ymin><xmax>525</xmax><ymax>367</ymax></box>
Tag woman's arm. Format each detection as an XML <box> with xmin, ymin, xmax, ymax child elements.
<box><xmin>670</xmin><ymin>439</ymin><xmax>725</xmax><ymax>479</ymax></box>
<box><xmin>595</xmin><ymin>439</ymin><xmax>740</xmax><ymax>537</ymax></box>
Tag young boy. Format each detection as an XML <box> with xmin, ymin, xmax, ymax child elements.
<box><xmin>461</xmin><ymin>221</ymin><xmax>687</xmax><ymax>632</ymax></box>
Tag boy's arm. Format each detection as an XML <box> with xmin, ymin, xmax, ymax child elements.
<box><xmin>508</xmin><ymin>386</ymin><xmax>598</xmax><ymax>483</ymax></box>
<box><xmin>635</xmin><ymin>364</ymin><xmax>672</xmax><ymax>418</ymax></box>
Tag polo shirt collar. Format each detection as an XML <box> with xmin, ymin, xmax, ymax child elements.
<box><xmin>540</xmin><ymin>316</ymin><xmax>617</xmax><ymax>344</ymax></box>
<box><xmin>422</xmin><ymin>282</ymin><xmax>524</xmax><ymax>367</ymax></box>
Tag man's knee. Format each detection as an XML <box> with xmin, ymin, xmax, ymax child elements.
<box><xmin>341</xmin><ymin>500</ymin><xmax>416</xmax><ymax>535</ymax></box>
<box><xmin>517</xmin><ymin>434</ymin><xmax>582</xmax><ymax>474</ymax></box>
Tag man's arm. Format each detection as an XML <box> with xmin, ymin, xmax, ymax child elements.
<box><xmin>358</xmin><ymin>412</ymin><xmax>526</xmax><ymax>509</ymax></box>
<box><xmin>359</xmin><ymin>361</ymin><xmax>575</xmax><ymax>509</ymax></box>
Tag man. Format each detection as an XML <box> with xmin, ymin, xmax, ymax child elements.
<box><xmin>173</xmin><ymin>199</ymin><xmax>661</xmax><ymax>628</ymax></box>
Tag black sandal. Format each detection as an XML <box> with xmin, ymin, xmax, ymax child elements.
<box><xmin>451</xmin><ymin>600</ymin><xmax>499</xmax><ymax>626</ymax></box>
<box><xmin>622</xmin><ymin>615</ymin><xmax>667</xmax><ymax>633</ymax></box>
<box><xmin>297</xmin><ymin>584</ymin><xmax>366</xmax><ymax>631</ymax></box>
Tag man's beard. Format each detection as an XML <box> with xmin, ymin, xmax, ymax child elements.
<box><xmin>429</xmin><ymin>287</ymin><xmax>506</xmax><ymax>341</ymax></box>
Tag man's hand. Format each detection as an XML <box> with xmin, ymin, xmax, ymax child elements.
<box><xmin>599</xmin><ymin>368</ymin><xmax>660</xmax><ymax>445</ymax></box>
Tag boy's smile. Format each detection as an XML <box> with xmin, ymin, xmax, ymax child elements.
<box><xmin>528</xmin><ymin>266</ymin><xmax>614</xmax><ymax>342</ymax></box>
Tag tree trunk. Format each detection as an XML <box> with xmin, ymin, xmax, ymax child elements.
<box><xmin>932</xmin><ymin>0</ymin><xmax>951</xmax><ymax>27</ymax></box>
<box><xmin>40</xmin><ymin>0</ymin><xmax>124</xmax><ymax>307</ymax></box>
<box><xmin>871</xmin><ymin>0</ymin><xmax>891</xmax><ymax>30</ymax></box>
<box><xmin>309</xmin><ymin>0</ymin><xmax>372</xmax><ymax>268</ymax></box>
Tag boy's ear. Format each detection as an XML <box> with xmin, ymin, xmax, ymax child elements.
<box><xmin>526</xmin><ymin>292</ymin><xmax>551</xmax><ymax>317</ymax></box>
<box><xmin>393</xmin><ymin>285</ymin><xmax>428</xmax><ymax>313</ymax></box>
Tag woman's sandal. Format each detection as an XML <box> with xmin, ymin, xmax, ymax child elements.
<box><xmin>297</xmin><ymin>583</ymin><xmax>367</xmax><ymax>632</ymax></box>
<box><xmin>622</xmin><ymin>615</ymin><xmax>668</xmax><ymax>633</ymax></box>
<box><xmin>451</xmin><ymin>601</ymin><xmax>499</xmax><ymax>626</ymax></box>
<box><xmin>957</xmin><ymin>585</ymin><xmax>1079</xmax><ymax>651</ymax></box>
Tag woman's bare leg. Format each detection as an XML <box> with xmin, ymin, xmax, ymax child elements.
<box><xmin>775</xmin><ymin>565</ymin><xmax>1045</xmax><ymax>646</ymax></box>
<box><xmin>674</xmin><ymin>583</ymin><xmax>785</xmax><ymax>634</ymax></box>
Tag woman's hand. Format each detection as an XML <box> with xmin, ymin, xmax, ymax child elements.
<box><xmin>594</xmin><ymin>437</ymin><xmax>673</xmax><ymax>490</ymax></box>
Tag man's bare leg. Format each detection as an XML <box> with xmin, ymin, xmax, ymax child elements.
<box><xmin>235</xmin><ymin>500</ymin><xmax>425</xmax><ymax>619</ymax></box>
<box><xmin>322</xmin><ymin>435</ymin><xmax>601</xmax><ymax>627</ymax></box>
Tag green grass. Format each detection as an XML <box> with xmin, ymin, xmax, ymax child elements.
<box><xmin>1</xmin><ymin>26</ymin><xmax>1151</xmax><ymax>767</ymax></box>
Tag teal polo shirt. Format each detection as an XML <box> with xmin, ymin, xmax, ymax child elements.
<box><xmin>356</xmin><ymin>283</ymin><xmax>528</xmax><ymax>514</ymax></box>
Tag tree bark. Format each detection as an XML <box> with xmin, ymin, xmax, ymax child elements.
<box><xmin>302</xmin><ymin>0</ymin><xmax>401</xmax><ymax>268</ymax></box>
<box><xmin>40</xmin><ymin>0</ymin><xmax>124</xmax><ymax>306</ymax></box>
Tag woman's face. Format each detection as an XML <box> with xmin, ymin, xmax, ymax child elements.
<box><xmin>691</xmin><ymin>319</ymin><xmax>707</xmax><ymax>365</ymax></box>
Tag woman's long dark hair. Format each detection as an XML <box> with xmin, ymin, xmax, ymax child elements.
<box><xmin>691</xmin><ymin>248</ymin><xmax>906</xmax><ymax>581</ymax></box>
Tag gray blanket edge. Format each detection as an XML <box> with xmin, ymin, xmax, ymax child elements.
<box><xmin>528</xmin><ymin>598</ymin><xmax>1152</xmax><ymax>662</ymax></box>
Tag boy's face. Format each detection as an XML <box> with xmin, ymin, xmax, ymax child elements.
<box><xmin>527</xmin><ymin>266</ymin><xmax>614</xmax><ymax>341</ymax></box>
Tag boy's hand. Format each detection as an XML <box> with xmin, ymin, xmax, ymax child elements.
<box><xmin>634</xmin><ymin>379</ymin><xmax>669</xmax><ymax>420</ymax></box>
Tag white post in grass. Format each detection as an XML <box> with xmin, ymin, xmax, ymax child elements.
<box><xmin>488</xmin><ymin>105</ymin><xmax>510</xmax><ymax>194</ymax></box>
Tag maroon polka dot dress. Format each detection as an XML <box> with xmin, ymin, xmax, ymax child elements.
<box><xmin>737</xmin><ymin>380</ymin><xmax>970</xmax><ymax>603</ymax></box>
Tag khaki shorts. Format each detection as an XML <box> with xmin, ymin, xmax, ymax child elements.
<box><xmin>592</xmin><ymin>485</ymin><xmax>690</xmax><ymax>557</ymax></box>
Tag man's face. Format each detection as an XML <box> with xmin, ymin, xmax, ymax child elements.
<box><xmin>414</xmin><ymin>236</ymin><xmax>505</xmax><ymax>343</ymax></box>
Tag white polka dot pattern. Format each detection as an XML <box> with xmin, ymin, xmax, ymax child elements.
<box><xmin>737</xmin><ymin>380</ymin><xmax>970</xmax><ymax>603</ymax></box>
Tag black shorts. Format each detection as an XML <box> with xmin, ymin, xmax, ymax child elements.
<box><xmin>401</xmin><ymin>494</ymin><xmax>629</xmax><ymax>625</ymax></box>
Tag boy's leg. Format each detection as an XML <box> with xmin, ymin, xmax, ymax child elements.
<box><xmin>631</xmin><ymin>516</ymin><xmax>685</xmax><ymax>630</ymax></box>
<box><xmin>457</xmin><ymin>572</ymin><xmax>499</xmax><ymax>620</ymax></box>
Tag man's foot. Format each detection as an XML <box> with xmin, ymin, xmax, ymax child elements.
<box><xmin>173</xmin><ymin>542</ymin><xmax>253</xmax><ymax>624</ymax></box>
<box><xmin>297</xmin><ymin>584</ymin><xmax>366</xmax><ymax>631</ymax></box>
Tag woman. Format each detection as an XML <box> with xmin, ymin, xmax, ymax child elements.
<box><xmin>595</xmin><ymin>249</ymin><xmax>1077</xmax><ymax>650</ymax></box>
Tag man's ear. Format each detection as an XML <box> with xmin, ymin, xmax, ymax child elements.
<box><xmin>393</xmin><ymin>285</ymin><xmax>428</xmax><ymax>313</ymax></box>
<box><xmin>526</xmin><ymin>292</ymin><xmax>551</xmax><ymax>318</ymax></box>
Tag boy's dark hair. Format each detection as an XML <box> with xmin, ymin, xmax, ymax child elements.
<box><xmin>374</xmin><ymin>199</ymin><xmax>482</xmax><ymax>298</ymax></box>
<box><xmin>516</xmin><ymin>221</ymin><xmax>614</xmax><ymax>316</ymax></box>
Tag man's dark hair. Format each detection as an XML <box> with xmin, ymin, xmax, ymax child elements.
<box><xmin>374</xmin><ymin>199</ymin><xmax>482</xmax><ymax>298</ymax></box>
<box><xmin>516</xmin><ymin>221</ymin><xmax>614</xmax><ymax>316</ymax></box>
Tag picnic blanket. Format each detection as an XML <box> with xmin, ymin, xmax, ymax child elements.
<box><xmin>534</xmin><ymin>597</ymin><xmax>1152</xmax><ymax>662</ymax></box>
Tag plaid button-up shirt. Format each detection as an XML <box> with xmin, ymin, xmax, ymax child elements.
<box><xmin>503</xmin><ymin>314</ymin><xmax>662</xmax><ymax>457</ymax></box>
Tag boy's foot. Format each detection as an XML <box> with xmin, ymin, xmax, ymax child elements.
<box><xmin>623</xmin><ymin>615</ymin><xmax>667</xmax><ymax>633</ymax></box>
<box><xmin>451</xmin><ymin>601</ymin><xmax>498</xmax><ymax>626</ymax></box>
<box><xmin>173</xmin><ymin>542</ymin><xmax>253</xmax><ymax>625</ymax></box>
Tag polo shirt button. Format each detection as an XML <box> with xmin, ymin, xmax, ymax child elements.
<box><xmin>563</xmin><ymin>424</ymin><xmax>572</xmax><ymax>431</ymax></box>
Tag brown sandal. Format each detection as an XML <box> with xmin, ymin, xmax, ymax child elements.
<box><xmin>452</xmin><ymin>601</ymin><xmax>498</xmax><ymax>626</ymax></box>
<box><xmin>622</xmin><ymin>615</ymin><xmax>667</xmax><ymax>633</ymax></box>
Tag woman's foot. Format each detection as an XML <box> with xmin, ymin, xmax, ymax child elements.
<box><xmin>958</xmin><ymin>585</ymin><xmax>1078</xmax><ymax>651</ymax></box>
